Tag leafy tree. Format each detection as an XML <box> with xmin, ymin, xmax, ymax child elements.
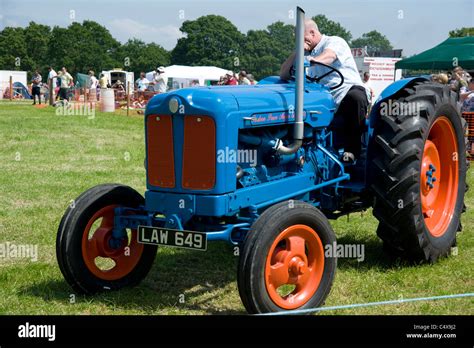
<box><xmin>351</xmin><ymin>30</ymin><xmax>393</xmax><ymax>53</ymax></box>
<box><xmin>311</xmin><ymin>14</ymin><xmax>352</xmax><ymax>42</ymax></box>
<box><xmin>0</xmin><ymin>27</ymin><xmax>30</xmax><ymax>71</ymax></box>
<box><xmin>241</xmin><ymin>22</ymin><xmax>294</xmax><ymax>79</ymax></box>
<box><xmin>449</xmin><ymin>27</ymin><xmax>474</xmax><ymax>37</ymax></box>
<box><xmin>46</xmin><ymin>21</ymin><xmax>120</xmax><ymax>75</ymax></box>
<box><xmin>24</xmin><ymin>22</ymin><xmax>51</xmax><ymax>71</ymax></box>
<box><xmin>115</xmin><ymin>39</ymin><xmax>170</xmax><ymax>77</ymax></box>
<box><xmin>171</xmin><ymin>15</ymin><xmax>244</xmax><ymax>70</ymax></box>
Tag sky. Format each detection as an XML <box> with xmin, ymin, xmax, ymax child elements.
<box><xmin>0</xmin><ymin>0</ymin><xmax>473</xmax><ymax>56</ymax></box>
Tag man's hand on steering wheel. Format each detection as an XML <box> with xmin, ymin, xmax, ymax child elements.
<box><xmin>305</xmin><ymin>59</ymin><xmax>344</xmax><ymax>90</ymax></box>
<box><xmin>288</xmin><ymin>59</ymin><xmax>344</xmax><ymax>90</ymax></box>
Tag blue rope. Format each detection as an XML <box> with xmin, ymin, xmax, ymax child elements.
<box><xmin>260</xmin><ymin>292</ymin><xmax>474</xmax><ymax>316</ymax></box>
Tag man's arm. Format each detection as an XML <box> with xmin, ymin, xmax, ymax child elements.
<box><xmin>307</xmin><ymin>48</ymin><xmax>337</xmax><ymax>65</ymax></box>
<box><xmin>280</xmin><ymin>52</ymin><xmax>296</xmax><ymax>80</ymax></box>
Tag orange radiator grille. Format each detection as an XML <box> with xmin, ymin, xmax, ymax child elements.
<box><xmin>182</xmin><ymin>116</ymin><xmax>216</xmax><ymax>190</ymax></box>
<box><xmin>147</xmin><ymin>115</ymin><xmax>175</xmax><ymax>188</ymax></box>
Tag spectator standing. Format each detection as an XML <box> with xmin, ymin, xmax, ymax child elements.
<box><xmin>432</xmin><ymin>73</ymin><xmax>448</xmax><ymax>84</ymax></box>
<box><xmin>99</xmin><ymin>73</ymin><xmax>109</xmax><ymax>89</ymax></box>
<box><xmin>451</xmin><ymin>66</ymin><xmax>468</xmax><ymax>95</ymax></box>
<box><xmin>239</xmin><ymin>70</ymin><xmax>251</xmax><ymax>85</ymax></box>
<box><xmin>362</xmin><ymin>72</ymin><xmax>375</xmax><ymax>104</ymax></box>
<box><xmin>47</xmin><ymin>67</ymin><xmax>57</xmax><ymax>101</ymax></box>
<box><xmin>56</xmin><ymin>67</ymin><xmax>73</xmax><ymax>102</ymax></box>
<box><xmin>135</xmin><ymin>72</ymin><xmax>150</xmax><ymax>92</ymax></box>
<box><xmin>248</xmin><ymin>74</ymin><xmax>257</xmax><ymax>85</ymax></box>
<box><xmin>153</xmin><ymin>66</ymin><xmax>168</xmax><ymax>93</ymax></box>
<box><xmin>217</xmin><ymin>76</ymin><xmax>227</xmax><ymax>85</ymax></box>
<box><xmin>31</xmin><ymin>70</ymin><xmax>42</xmax><ymax>105</ymax></box>
<box><xmin>461</xmin><ymin>78</ymin><xmax>474</xmax><ymax>112</ymax></box>
<box><xmin>225</xmin><ymin>71</ymin><xmax>238</xmax><ymax>85</ymax></box>
<box><xmin>87</xmin><ymin>70</ymin><xmax>98</xmax><ymax>102</ymax></box>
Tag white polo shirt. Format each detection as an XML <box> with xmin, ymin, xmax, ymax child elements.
<box><xmin>306</xmin><ymin>35</ymin><xmax>366</xmax><ymax>108</ymax></box>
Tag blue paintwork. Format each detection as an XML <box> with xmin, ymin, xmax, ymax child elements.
<box><xmin>111</xmin><ymin>76</ymin><xmax>422</xmax><ymax>245</ymax></box>
<box><xmin>145</xmin><ymin>80</ymin><xmax>336</xmax><ymax>194</ymax></box>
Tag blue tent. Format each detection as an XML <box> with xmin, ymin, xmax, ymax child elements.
<box><xmin>12</xmin><ymin>82</ymin><xmax>32</xmax><ymax>99</ymax></box>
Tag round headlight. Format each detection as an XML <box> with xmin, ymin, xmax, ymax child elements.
<box><xmin>169</xmin><ymin>97</ymin><xmax>179</xmax><ymax>114</ymax></box>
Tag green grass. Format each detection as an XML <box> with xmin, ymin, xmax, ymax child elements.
<box><xmin>0</xmin><ymin>102</ymin><xmax>473</xmax><ymax>315</ymax></box>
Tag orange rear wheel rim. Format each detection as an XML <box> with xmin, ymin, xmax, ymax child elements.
<box><xmin>81</xmin><ymin>205</ymin><xmax>144</xmax><ymax>280</ymax></box>
<box><xmin>264</xmin><ymin>224</ymin><xmax>325</xmax><ymax>309</ymax></box>
<box><xmin>420</xmin><ymin>116</ymin><xmax>459</xmax><ymax>237</ymax></box>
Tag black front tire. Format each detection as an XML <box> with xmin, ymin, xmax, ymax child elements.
<box><xmin>238</xmin><ymin>200</ymin><xmax>337</xmax><ymax>313</ymax></box>
<box><xmin>56</xmin><ymin>184</ymin><xmax>157</xmax><ymax>294</ymax></box>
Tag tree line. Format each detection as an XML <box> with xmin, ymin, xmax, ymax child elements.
<box><xmin>0</xmin><ymin>14</ymin><xmax>471</xmax><ymax>80</ymax></box>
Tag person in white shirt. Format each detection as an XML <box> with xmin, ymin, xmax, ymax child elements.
<box><xmin>47</xmin><ymin>66</ymin><xmax>58</xmax><ymax>101</ymax></box>
<box><xmin>135</xmin><ymin>72</ymin><xmax>150</xmax><ymax>92</ymax></box>
<box><xmin>280</xmin><ymin>19</ymin><xmax>368</xmax><ymax>161</ymax></box>
<box><xmin>239</xmin><ymin>70</ymin><xmax>251</xmax><ymax>85</ymax></box>
<box><xmin>362</xmin><ymin>72</ymin><xmax>375</xmax><ymax>105</ymax></box>
<box><xmin>88</xmin><ymin>70</ymin><xmax>98</xmax><ymax>102</ymax></box>
<box><xmin>153</xmin><ymin>66</ymin><xmax>168</xmax><ymax>93</ymax></box>
<box><xmin>47</xmin><ymin>67</ymin><xmax>57</xmax><ymax>91</ymax></box>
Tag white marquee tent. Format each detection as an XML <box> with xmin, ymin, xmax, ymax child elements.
<box><xmin>146</xmin><ymin>65</ymin><xmax>229</xmax><ymax>89</ymax></box>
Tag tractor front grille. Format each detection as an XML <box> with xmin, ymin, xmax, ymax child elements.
<box><xmin>147</xmin><ymin>114</ymin><xmax>216</xmax><ymax>190</ymax></box>
<box><xmin>182</xmin><ymin>116</ymin><xmax>216</xmax><ymax>190</ymax></box>
<box><xmin>147</xmin><ymin>115</ymin><xmax>175</xmax><ymax>188</ymax></box>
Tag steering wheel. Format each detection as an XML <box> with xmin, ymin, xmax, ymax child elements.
<box><xmin>306</xmin><ymin>61</ymin><xmax>344</xmax><ymax>90</ymax></box>
<box><xmin>290</xmin><ymin>61</ymin><xmax>344</xmax><ymax>90</ymax></box>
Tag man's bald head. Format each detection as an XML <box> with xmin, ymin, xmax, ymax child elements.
<box><xmin>304</xmin><ymin>19</ymin><xmax>319</xmax><ymax>32</ymax></box>
<box><xmin>303</xmin><ymin>19</ymin><xmax>322</xmax><ymax>51</ymax></box>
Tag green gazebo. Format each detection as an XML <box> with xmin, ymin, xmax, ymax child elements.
<box><xmin>395</xmin><ymin>36</ymin><xmax>474</xmax><ymax>70</ymax></box>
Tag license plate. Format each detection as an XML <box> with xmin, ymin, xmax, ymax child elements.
<box><xmin>137</xmin><ymin>226</ymin><xmax>207</xmax><ymax>251</ymax></box>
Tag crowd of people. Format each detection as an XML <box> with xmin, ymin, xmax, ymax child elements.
<box><xmin>29</xmin><ymin>66</ymin><xmax>76</xmax><ymax>105</ymax></box>
<box><xmin>431</xmin><ymin>66</ymin><xmax>474</xmax><ymax>112</ymax></box>
<box><xmin>217</xmin><ymin>70</ymin><xmax>257</xmax><ymax>85</ymax></box>
<box><xmin>134</xmin><ymin>66</ymin><xmax>168</xmax><ymax>94</ymax></box>
<box><xmin>28</xmin><ymin>65</ymin><xmax>262</xmax><ymax>106</ymax></box>
<box><xmin>28</xmin><ymin>63</ymin><xmax>473</xmax><ymax>114</ymax></box>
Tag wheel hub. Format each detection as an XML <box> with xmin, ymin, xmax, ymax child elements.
<box><xmin>289</xmin><ymin>256</ymin><xmax>307</xmax><ymax>277</ymax></box>
<box><xmin>421</xmin><ymin>139</ymin><xmax>441</xmax><ymax>217</ymax></box>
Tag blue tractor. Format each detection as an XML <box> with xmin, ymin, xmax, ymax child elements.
<box><xmin>57</xmin><ymin>7</ymin><xmax>467</xmax><ymax>313</ymax></box>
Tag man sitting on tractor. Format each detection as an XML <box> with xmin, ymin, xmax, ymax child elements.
<box><xmin>280</xmin><ymin>19</ymin><xmax>368</xmax><ymax>162</ymax></box>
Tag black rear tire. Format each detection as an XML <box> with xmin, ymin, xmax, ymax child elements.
<box><xmin>56</xmin><ymin>184</ymin><xmax>157</xmax><ymax>294</ymax></box>
<box><xmin>371</xmin><ymin>82</ymin><xmax>467</xmax><ymax>262</ymax></box>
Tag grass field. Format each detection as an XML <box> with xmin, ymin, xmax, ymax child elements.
<box><xmin>0</xmin><ymin>102</ymin><xmax>473</xmax><ymax>315</ymax></box>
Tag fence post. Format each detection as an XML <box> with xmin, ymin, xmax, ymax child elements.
<box><xmin>9</xmin><ymin>76</ymin><xmax>13</xmax><ymax>101</ymax></box>
<box><xmin>127</xmin><ymin>81</ymin><xmax>130</xmax><ymax>116</ymax></box>
<box><xmin>49</xmin><ymin>78</ymin><xmax>54</xmax><ymax>105</ymax></box>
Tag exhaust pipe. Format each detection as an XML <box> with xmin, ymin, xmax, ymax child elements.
<box><xmin>275</xmin><ymin>6</ymin><xmax>305</xmax><ymax>155</ymax></box>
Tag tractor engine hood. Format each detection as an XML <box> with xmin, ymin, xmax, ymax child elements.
<box><xmin>145</xmin><ymin>80</ymin><xmax>336</xmax><ymax>128</ymax></box>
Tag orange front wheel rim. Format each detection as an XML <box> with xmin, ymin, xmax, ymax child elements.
<box><xmin>81</xmin><ymin>205</ymin><xmax>144</xmax><ymax>280</ymax></box>
<box><xmin>265</xmin><ymin>224</ymin><xmax>325</xmax><ymax>309</ymax></box>
<box><xmin>421</xmin><ymin>116</ymin><xmax>459</xmax><ymax>237</ymax></box>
